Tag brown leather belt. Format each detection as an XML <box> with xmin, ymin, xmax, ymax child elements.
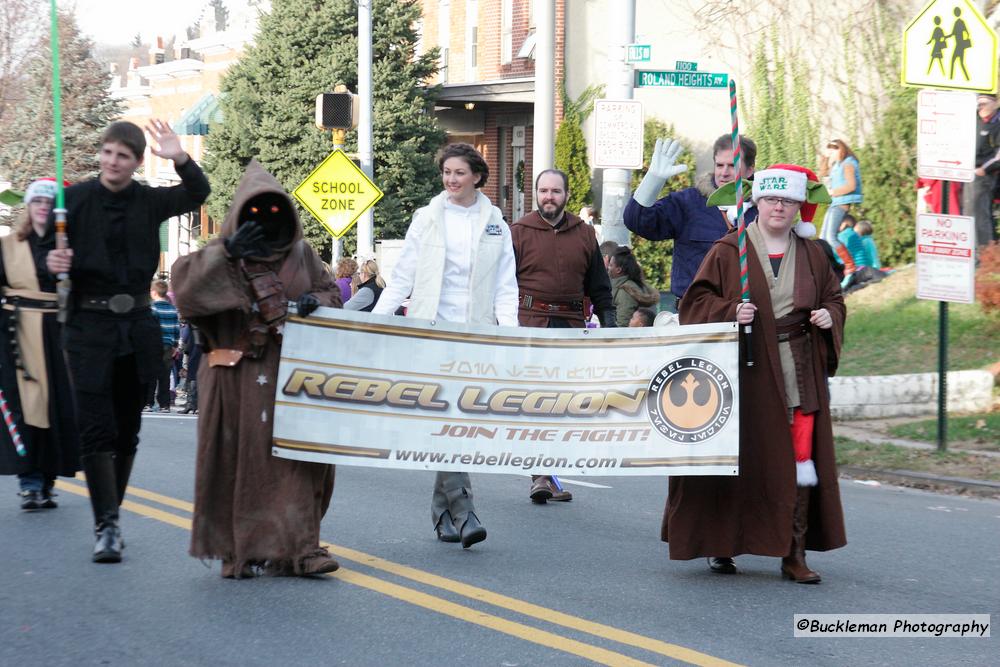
<box><xmin>775</xmin><ymin>316</ymin><xmax>809</xmax><ymax>342</ymax></box>
<box><xmin>207</xmin><ymin>349</ymin><xmax>244</xmax><ymax>368</ymax></box>
<box><xmin>519</xmin><ymin>294</ymin><xmax>583</xmax><ymax>314</ymax></box>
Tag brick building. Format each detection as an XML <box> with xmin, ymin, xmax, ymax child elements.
<box><xmin>418</xmin><ymin>0</ymin><xmax>565</xmax><ymax>222</ymax></box>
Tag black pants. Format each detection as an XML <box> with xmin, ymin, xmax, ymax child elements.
<box><xmin>74</xmin><ymin>354</ymin><xmax>147</xmax><ymax>458</ymax></box>
<box><xmin>146</xmin><ymin>344</ymin><xmax>175</xmax><ymax>409</ymax></box>
<box><xmin>972</xmin><ymin>173</ymin><xmax>999</xmax><ymax>246</ymax></box>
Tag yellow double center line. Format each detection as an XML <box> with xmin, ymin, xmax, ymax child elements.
<box><xmin>56</xmin><ymin>478</ymin><xmax>742</xmax><ymax>667</ymax></box>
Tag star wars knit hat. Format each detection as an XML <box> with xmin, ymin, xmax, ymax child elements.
<box><xmin>751</xmin><ymin>164</ymin><xmax>829</xmax><ymax>238</ymax></box>
<box><xmin>23</xmin><ymin>178</ymin><xmax>63</xmax><ymax>203</ymax></box>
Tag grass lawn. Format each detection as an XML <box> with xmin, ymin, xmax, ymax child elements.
<box><xmin>835</xmin><ymin>436</ymin><xmax>1000</xmax><ymax>482</ymax></box>
<box><xmin>888</xmin><ymin>412</ymin><xmax>1000</xmax><ymax>451</ymax></box>
<box><xmin>839</xmin><ymin>266</ymin><xmax>1000</xmax><ymax>376</ymax></box>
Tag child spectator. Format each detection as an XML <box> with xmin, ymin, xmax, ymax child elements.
<box><xmin>854</xmin><ymin>219</ymin><xmax>881</xmax><ymax>270</ymax></box>
<box><xmin>629</xmin><ymin>307</ymin><xmax>657</xmax><ymax>327</ymax></box>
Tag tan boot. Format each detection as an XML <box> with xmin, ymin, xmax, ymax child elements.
<box><xmin>529</xmin><ymin>476</ymin><xmax>554</xmax><ymax>503</ymax></box>
<box><xmin>781</xmin><ymin>486</ymin><xmax>821</xmax><ymax>584</ymax></box>
<box><xmin>299</xmin><ymin>548</ymin><xmax>340</xmax><ymax>576</ymax></box>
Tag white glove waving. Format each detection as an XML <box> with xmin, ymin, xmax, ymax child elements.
<box><xmin>647</xmin><ymin>137</ymin><xmax>688</xmax><ymax>180</ymax></box>
<box><xmin>633</xmin><ymin>137</ymin><xmax>689</xmax><ymax>207</ymax></box>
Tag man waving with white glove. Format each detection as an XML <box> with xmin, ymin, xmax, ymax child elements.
<box><xmin>624</xmin><ymin>133</ymin><xmax>757</xmax><ymax>312</ymax></box>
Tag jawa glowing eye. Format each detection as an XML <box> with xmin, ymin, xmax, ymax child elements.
<box><xmin>249</xmin><ymin>206</ymin><xmax>259</xmax><ymax>214</ymax></box>
<box><xmin>270</xmin><ymin>205</ymin><xmax>280</xmax><ymax>213</ymax></box>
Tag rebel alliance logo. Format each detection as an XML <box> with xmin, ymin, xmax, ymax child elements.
<box><xmin>646</xmin><ymin>357</ymin><xmax>734</xmax><ymax>442</ymax></box>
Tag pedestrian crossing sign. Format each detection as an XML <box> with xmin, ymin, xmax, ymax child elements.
<box><xmin>902</xmin><ymin>0</ymin><xmax>998</xmax><ymax>93</ymax></box>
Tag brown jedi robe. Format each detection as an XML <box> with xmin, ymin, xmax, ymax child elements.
<box><xmin>665</xmin><ymin>229</ymin><xmax>847</xmax><ymax>559</ymax></box>
<box><xmin>172</xmin><ymin>161</ymin><xmax>341</xmax><ymax>575</ymax></box>
<box><xmin>511</xmin><ymin>211</ymin><xmax>597</xmax><ymax>327</ymax></box>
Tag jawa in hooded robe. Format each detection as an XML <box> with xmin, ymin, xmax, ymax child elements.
<box><xmin>172</xmin><ymin>160</ymin><xmax>341</xmax><ymax>578</ymax></box>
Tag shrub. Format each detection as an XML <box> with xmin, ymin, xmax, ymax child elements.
<box><xmin>975</xmin><ymin>241</ymin><xmax>1000</xmax><ymax>315</ymax></box>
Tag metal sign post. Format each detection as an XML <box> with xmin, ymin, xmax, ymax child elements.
<box><xmin>902</xmin><ymin>0</ymin><xmax>998</xmax><ymax>451</ymax></box>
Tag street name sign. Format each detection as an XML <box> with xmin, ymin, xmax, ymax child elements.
<box><xmin>293</xmin><ymin>149</ymin><xmax>383</xmax><ymax>239</ymax></box>
<box><xmin>902</xmin><ymin>0</ymin><xmax>998</xmax><ymax>93</ymax></box>
<box><xmin>916</xmin><ymin>213</ymin><xmax>976</xmax><ymax>303</ymax></box>
<box><xmin>592</xmin><ymin>99</ymin><xmax>644</xmax><ymax>170</ymax></box>
<box><xmin>635</xmin><ymin>70</ymin><xmax>728</xmax><ymax>88</ymax></box>
<box><xmin>626</xmin><ymin>44</ymin><xmax>651</xmax><ymax>63</ymax></box>
<box><xmin>916</xmin><ymin>89</ymin><xmax>976</xmax><ymax>182</ymax></box>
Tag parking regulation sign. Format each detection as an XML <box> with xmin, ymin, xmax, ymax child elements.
<box><xmin>592</xmin><ymin>100</ymin><xmax>644</xmax><ymax>170</ymax></box>
<box><xmin>917</xmin><ymin>89</ymin><xmax>976</xmax><ymax>182</ymax></box>
<box><xmin>916</xmin><ymin>212</ymin><xmax>976</xmax><ymax>303</ymax></box>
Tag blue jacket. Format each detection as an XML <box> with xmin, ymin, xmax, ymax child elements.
<box><xmin>623</xmin><ymin>180</ymin><xmax>758</xmax><ymax>299</ymax></box>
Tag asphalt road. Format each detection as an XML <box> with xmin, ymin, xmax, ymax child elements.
<box><xmin>1</xmin><ymin>414</ymin><xmax>996</xmax><ymax>666</ymax></box>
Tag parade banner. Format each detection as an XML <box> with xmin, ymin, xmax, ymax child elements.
<box><xmin>272</xmin><ymin>309</ymin><xmax>740</xmax><ymax>476</ymax></box>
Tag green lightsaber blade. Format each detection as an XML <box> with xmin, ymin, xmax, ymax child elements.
<box><xmin>49</xmin><ymin>0</ymin><xmax>64</xmax><ymax>210</ymax></box>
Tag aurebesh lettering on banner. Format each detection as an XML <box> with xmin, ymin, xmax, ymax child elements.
<box><xmin>271</xmin><ymin>309</ymin><xmax>740</xmax><ymax>476</ymax></box>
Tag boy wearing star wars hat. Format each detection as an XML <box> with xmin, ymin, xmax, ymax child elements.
<box><xmin>665</xmin><ymin>164</ymin><xmax>847</xmax><ymax>584</ymax></box>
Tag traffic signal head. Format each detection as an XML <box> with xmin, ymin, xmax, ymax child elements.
<box><xmin>315</xmin><ymin>92</ymin><xmax>354</xmax><ymax>130</ymax></box>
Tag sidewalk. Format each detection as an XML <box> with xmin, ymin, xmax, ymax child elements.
<box><xmin>833</xmin><ymin>417</ymin><xmax>1000</xmax><ymax>497</ymax></box>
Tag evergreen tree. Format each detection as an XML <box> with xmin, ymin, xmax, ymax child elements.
<box><xmin>211</xmin><ymin>0</ymin><xmax>229</xmax><ymax>32</ymax></box>
<box><xmin>554</xmin><ymin>84</ymin><xmax>602</xmax><ymax>215</ymax></box>
<box><xmin>743</xmin><ymin>35</ymin><xmax>816</xmax><ymax>169</ymax></box>
<box><xmin>0</xmin><ymin>11</ymin><xmax>122</xmax><ymax>189</ymax></box>
<box><xmin>629</xmin><ymin>118</ymin><xmax>696</xmax><ymax>292</ymax></box>
<box><xmin>204</xmin><ymin>0</ymin><xmax>444</xmax><ymax>252</ymax></box>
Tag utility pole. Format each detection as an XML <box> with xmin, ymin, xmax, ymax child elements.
<box><xmin>357</xmin><ymin>0</ymin><xmax>375</xmax><ymax>258</ymax></box>
<box><xmin>599</xmin><ymin>0</ymin><xmax>636</xmax><ymax>246</ymax></box>
<box><xmin>532</xmin><ymin>0</ymin><xmax>555</xmax><ymax>195</ymax></box>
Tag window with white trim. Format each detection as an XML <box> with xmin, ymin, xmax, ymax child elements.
<box><xmin>501</xmin><ymin>0</ymin><xmax>513</xmax><ymax>65</ymax></box>
<box><xmin>439</xmin><ymin>0</ymin><xmax>451</xmax><ymax>83</ymax></box>
<box><xmin>465</xmin><ymin>0</ymin><xmax>478</xmax><ymax>81</ymax></box>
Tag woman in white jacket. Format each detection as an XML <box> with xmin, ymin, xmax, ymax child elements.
<box><xmin>373</xmin><ymin>143</ymin><xmax>518</xmax><ymax>548</ymax></box>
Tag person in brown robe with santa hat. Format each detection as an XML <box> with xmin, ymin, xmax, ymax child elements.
<box><xmin>667</xmin><ymin>164</ymin><xmax>847</xmax><ymax>583</ymax></box>
<box><xmin>172</xmin><ymin>160</ymin><xmax>342</xmax><ymax>578</ymax></box>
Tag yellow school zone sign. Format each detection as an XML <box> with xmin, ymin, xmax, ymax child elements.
<box><xmin>292</xmin><ymin>149</ymin><xmax>384</xmax><ymax>239</ymax></box>
<box><xmin>902</xmin><ymin>0</ymin><xmax>998</xmax><ymax>93</ymax></box>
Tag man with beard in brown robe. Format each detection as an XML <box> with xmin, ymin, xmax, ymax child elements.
<box><xmin>172</xmin><ymin>160</ymin><xmax>341</xmax><ymax>578</ymax></box>
<box><xmin>667</xmin><ymin>164</ymin><xmax>846</xmax><ymax>583</ymax></box>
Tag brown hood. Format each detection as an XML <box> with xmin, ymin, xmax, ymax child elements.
<box><xmin>513</xmin><ymin>210</ymin><xmax>585</xmax><ymax>231</ymax></box>
<box><xmin>221</xmin><ymin>159</ymin><xmax>302</xmax><ymax>260</ymax></box>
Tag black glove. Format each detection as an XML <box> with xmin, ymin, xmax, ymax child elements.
<box><xmin>297</xmin><ymin>293</ymin><xmax>321</xmax><ymax>318</ymax></box>
<box><xmin>598</xmin><ymin>310</ymin><xmax>618</xmax><ymax>328</ymax></box>
<box><xmin>224</xmin><ymin>221</ymin><xmax>270</xmax><ymax>259</ymax></box>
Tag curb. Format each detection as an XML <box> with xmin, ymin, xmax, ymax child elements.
<box><xmin>840</xmin><ymin>466</ymin><xmax>1000</xmax><ymax>498</ymax></box>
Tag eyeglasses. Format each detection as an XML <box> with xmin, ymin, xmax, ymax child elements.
<box><xmin>759</xmin><ymin>196</ymin><xmax>800</xmax><ymax>208</ymax></box>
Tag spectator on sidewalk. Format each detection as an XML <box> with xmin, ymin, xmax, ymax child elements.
<box><xmin>147</xmin><ymin>279</ymin><xmax>179</xmax><ymax>412</ymax></box>
<box><xmin>334</xmin><ymin>257</ymin><xmax>357</xmax><ymax>303</ymax></box>
<box><xmin>629</xmin><ymin>307</ymin><xmax>657</xmax><ymax>327</ymax></box>
<box><xmin>817</xmin><ymin>139</ymin><xmax>863</xmax><ymax>249</ymax></box>
<box><xmin>971</xmin><ymin>94</ymin><xmax>1000</xmax><ymax>247</ymax></box>
<box><xmin>343</xmin><ymin>258</ymin><xmax>385</xmax><ymax>312</ymax></box>
<box><xmin>177</xmin><ymin>321</ymin><xmax>202</xmax><ymax>414</ymax></box>
<box><xmin>608</xmin><ymin>246</ymin><xmax>659</xmax><ymax>327</ymax></box>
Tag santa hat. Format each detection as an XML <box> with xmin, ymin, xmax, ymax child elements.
<box><xmin>23</xmin><ymin>178</ymin><xmax>69</xmax><ymax>204</ymax></box>
<box><xmin>752</xmin><ymin>164</ymin><xmax>827</xmax><ymax>238</ymax></box>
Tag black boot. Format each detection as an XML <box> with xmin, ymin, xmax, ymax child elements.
<box><xmin>81</xmin><ymin>453</ymin><xmax>123</xmax><ymax>563</ymax></box>
<box><xmin>460</xmin><ymin>512</ymin><xmax>487</xmax><ymax>549</ymax></box>
<box><xmin>115</xmin><ymin>452</ymin><xmax>135</xmax><ymax>506</ymax></box>
<box><xmin>178</xmin><ymin>380</ymin><xmax>197</xmax><ymax>414</ymax></box>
